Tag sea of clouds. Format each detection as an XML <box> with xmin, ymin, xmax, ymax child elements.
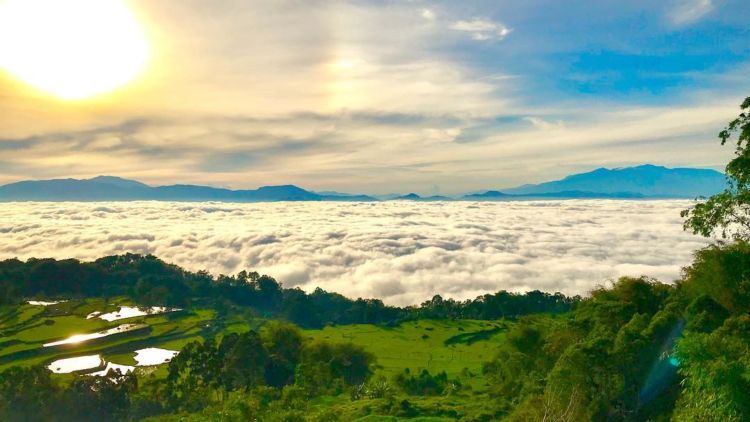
<box><xmin>0</xmin><ymin>200</ymin><xmax>709</xmax><ymax>306</ymax></box>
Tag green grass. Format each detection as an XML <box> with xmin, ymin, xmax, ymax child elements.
<box><xmin>13</xmin><ymin>315</ymin><xmax>107</xmax><ymax>342</ymax></box>
<box><xmin>0</xmin><ymin>305</ymin><xmax>45</xmax><ymax>329</ymax></box>
<box><xmin>304</xmin><ymin>319</ymin><xmax>509</xmax><ymax>390</ymax></box>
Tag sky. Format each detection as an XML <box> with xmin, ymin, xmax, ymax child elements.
<box><xmin>0</xmin><ymin>0</ymin><xmax>749</xmax><ymax>195</ymax></box>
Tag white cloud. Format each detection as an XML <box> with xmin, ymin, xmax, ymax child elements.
<box><xmin>669</xmin><ymin>0</ymin><xmax>714</xmax><ymax>25</ymax></box>
<box><xmin>450</xmin><ymin>18</ymin><xmax>512</xmax><ymax>41</ymax></box>
<box><xmin>523</xmin><ymin>116</ymin><xmax>564</xmax><ymax>130</ymax></box>
<box><xmin>0</xmin><ymin>200</ymin><xmax>708</xmax><ymax>306</ymax></box>
<box><xmin>421</xmin><ymin>8</ymin><xmax>436</xmax><ymax>21</ymax></box>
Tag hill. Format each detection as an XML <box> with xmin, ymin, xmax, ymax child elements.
<box><xmin>0</xmin><ymin>177</ymin><xmax>324</xmax><ymax>202</ymax></box>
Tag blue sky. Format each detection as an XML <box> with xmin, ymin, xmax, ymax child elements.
<box><xmin>0</xmin><ymin>0</ymin><xmax>748</xmax><ymax>194</ymax></box>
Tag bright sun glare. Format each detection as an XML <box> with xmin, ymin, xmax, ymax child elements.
<box><xmin>0</xmin><ymin>0</ymin><xmax>149</xmax><ymax>100</ymax></box>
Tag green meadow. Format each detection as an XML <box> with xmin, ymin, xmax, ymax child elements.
<box><xmin>305</xmin><ymin>320</ymin><xmax>510</xmax><ymax>386</ymax></box>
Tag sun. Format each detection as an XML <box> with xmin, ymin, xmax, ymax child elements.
<box><xmin>0</xmin><ymin>0</ymin><xmax>150</xmax><ymax>100</ymax></box>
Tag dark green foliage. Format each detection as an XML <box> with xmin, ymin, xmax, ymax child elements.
<box><xmin>262</xmin><ymin>321</ymin><xmax>304</xmax><ymax>387</ymax></box>
<box><xmin>166</xmin><ymin>330</ymin><xmax>274</xmax><ymax>408</ymax></box>
<box><xmin>482</xmin><ymin>277</ymin><xmax>686</xmax><ymax>421</ymax></box>
<box><xmin>685</xmin><ymin>295</ymin><xmax>729</xmax><ymax>333</ymax></box>
<box><xmin>394</xmin><ymin>368</ymin><xmax>456</xmax><ymax>396</ymax></box>
<box><xmin>507</xmin><ymin>324</ymin><xmax>542</xmax><ymax>354</ymax></box>
<box><xmin>162</xmin><ymin>324</ymin><xmax>374</xmax><ymax>414</ymax></box>
<box><xmin>475</xmin><ymin>242</ymin><xmax>750</xmax><ymax>421</ymax></box>
<box><xmin>418</xmin><ymin>291</ymin><xmax>578</xmax><ymax>320</ymax></box>
<box><xmin>443</xmin><ymin>325</ymin><xmax>505</xmax><ymax>345</ymax></box>
<box><xmin>296</xmin><ymin>341</ymin><xmax>375</xmax><ymax>395</ymax></box>
<box><xmin>0</xmin><ymin>365</ymin><xmax>60</xmax><ymax>421</ymax></box>
<box><xmin>674</xmin><ymin>316</ymin><xmax>750</xmax><ymax>421</ymax></box>
<box><xmin>680</xmin><ymin>242</ymin><xmax>750</xmax><ymax>313</ymax></box>
<box><xmin>0</xmin><ymin>365</ymin><xmax>137</xmax><ymax>422</ymax></box>
<box><xmin>683</xmin><ymin>96</ymin><xmax>750</xmax><ymax>240</ymax></box>
<box><xmin>61</xmin><ymin>373</ymin><xmax>138</xmax><ymax>422</ymax></box>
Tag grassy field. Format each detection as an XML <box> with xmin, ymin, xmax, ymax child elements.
<box><xmin>297</xmin><ymin>319</ymin><xmax>515</xmax><ymax>419</ymax></box>
<box><xmin>305</xmin><ymin>319</ymin><xmax>509</xmax><ymax>388</ymax></box>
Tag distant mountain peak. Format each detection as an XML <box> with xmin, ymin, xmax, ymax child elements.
<box><xmin>504</xmin><ymin>164</ymin><xmax>725</xmax><ymax>198</ymax></box>
<box><xmin>0</xmin><ymin>177</ymin><xmax>320</xmax><ymax>202</ymax></box>
<box><xmin>89</xmin><ymin>175</ymin><xmax>149</xmax><ymax>189</ymax></box>
<box><xmin>395</xmin><ymin>193</ymin><xmax>421</xmax><ymax>200</ymax></box>
<box><xmin>463</xmin><ymin>190</ymin><xmax>508</xmax><ymax>199</ymax></box>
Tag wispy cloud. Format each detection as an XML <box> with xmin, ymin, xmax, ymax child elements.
<box><xmin>668</xmin><ymin>0</ymin><xmax>714</xmax><ymax>25</ymax></box>
<box><xmin>450</xmin><ymin>18</ymin><xmax>512</xmax><ymax>41</ymax></box>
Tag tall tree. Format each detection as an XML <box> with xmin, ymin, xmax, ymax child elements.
<box><xmin>683</xmin><ymin>96</ymin><xmax>750</xmax><ymax>240</ymax></box>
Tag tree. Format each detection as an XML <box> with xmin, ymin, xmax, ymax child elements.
<box><xmin>261</xmin><ymin>321</ymin><xmax>304</xmax><ymax>387</ymax></box>
<box><xmin>0</xmin><ymin>366</ymin><xmax>61</xmax><ymax>421</ymax></box>
<box><xmin>683</xmin><ymin>96</ymin><xmax>750</xmax><ymax>240</ymax></box>
<box><xmin>296</xmin><ymin>342</ymin><xmax>375</xmax><ymax>395</ymax></box>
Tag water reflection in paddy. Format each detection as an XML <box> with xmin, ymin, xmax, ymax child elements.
<box><xmin>88</xmin><ymin>306</ymin><xmax>177</xmax><ymax>321</ymax></box>
<box><xmin>43</xmin><ymin>324</ymin><xmax>142</xmax><ymax>347</ymax></box>
<box><xmin>27</xmin><ymin>300</ymin><xmax>66</xmax><ymax>306</ymax></box>
<box><xmin>134</xmin><ymin>348</ymin><xmax>179</xmax><ymax>366</ymax></box>
<box><xmin>48</xmin><ymin>355</ymin><xmax>102</xmax><ymax>374</ymax></box>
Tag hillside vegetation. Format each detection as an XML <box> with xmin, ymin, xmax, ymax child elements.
<box><xmin>1</xmin><ymin>242</ymin><xmax>749</xmax><ymax>421</ymax></box>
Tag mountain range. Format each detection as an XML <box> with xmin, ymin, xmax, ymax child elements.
<box><xmin>0</xmin><ymin>165</ymin><xmax>726</xmax><ymax>202</ymax></box>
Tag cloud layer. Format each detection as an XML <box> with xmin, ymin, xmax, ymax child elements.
<box><xmin>0</xmin><ymin>200</ymin><xmax>708</xmax><ymax>306</ymax></box>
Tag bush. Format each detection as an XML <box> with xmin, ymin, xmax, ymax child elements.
<box><xmin>394</xmin><ymin>368</ymin><xmax>457</xmax><ymax>396</ymax></box>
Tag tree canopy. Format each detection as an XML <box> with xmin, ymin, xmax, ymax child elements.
<box><xmin>683</xmin><ymin>96</ymin><xmax>750</xmax><ymax>240</ymax></box>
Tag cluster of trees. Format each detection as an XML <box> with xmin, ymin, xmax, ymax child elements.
<box><xmin>162</xmin><ymin>321</ymin><xmax>375</xmax><ymax>416</ymax></box>
<box><xmin>0</xmin><ymin>366</ymin><xmax>138</xmax><ymax>422</ymax></box>
<box><xmin>479</xmin><ymin>241</ymin><xmax>750</xmax><ymax>420</ymax></box>
<box><xmin>393</xmin><ymin>368</ymin><xmax>459</xmax><ymax>396</ymax></box>
<box><xmin>0</xmin><ymin>254</ymin><xmax>577</xmax><ymax>328</ymax></box>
